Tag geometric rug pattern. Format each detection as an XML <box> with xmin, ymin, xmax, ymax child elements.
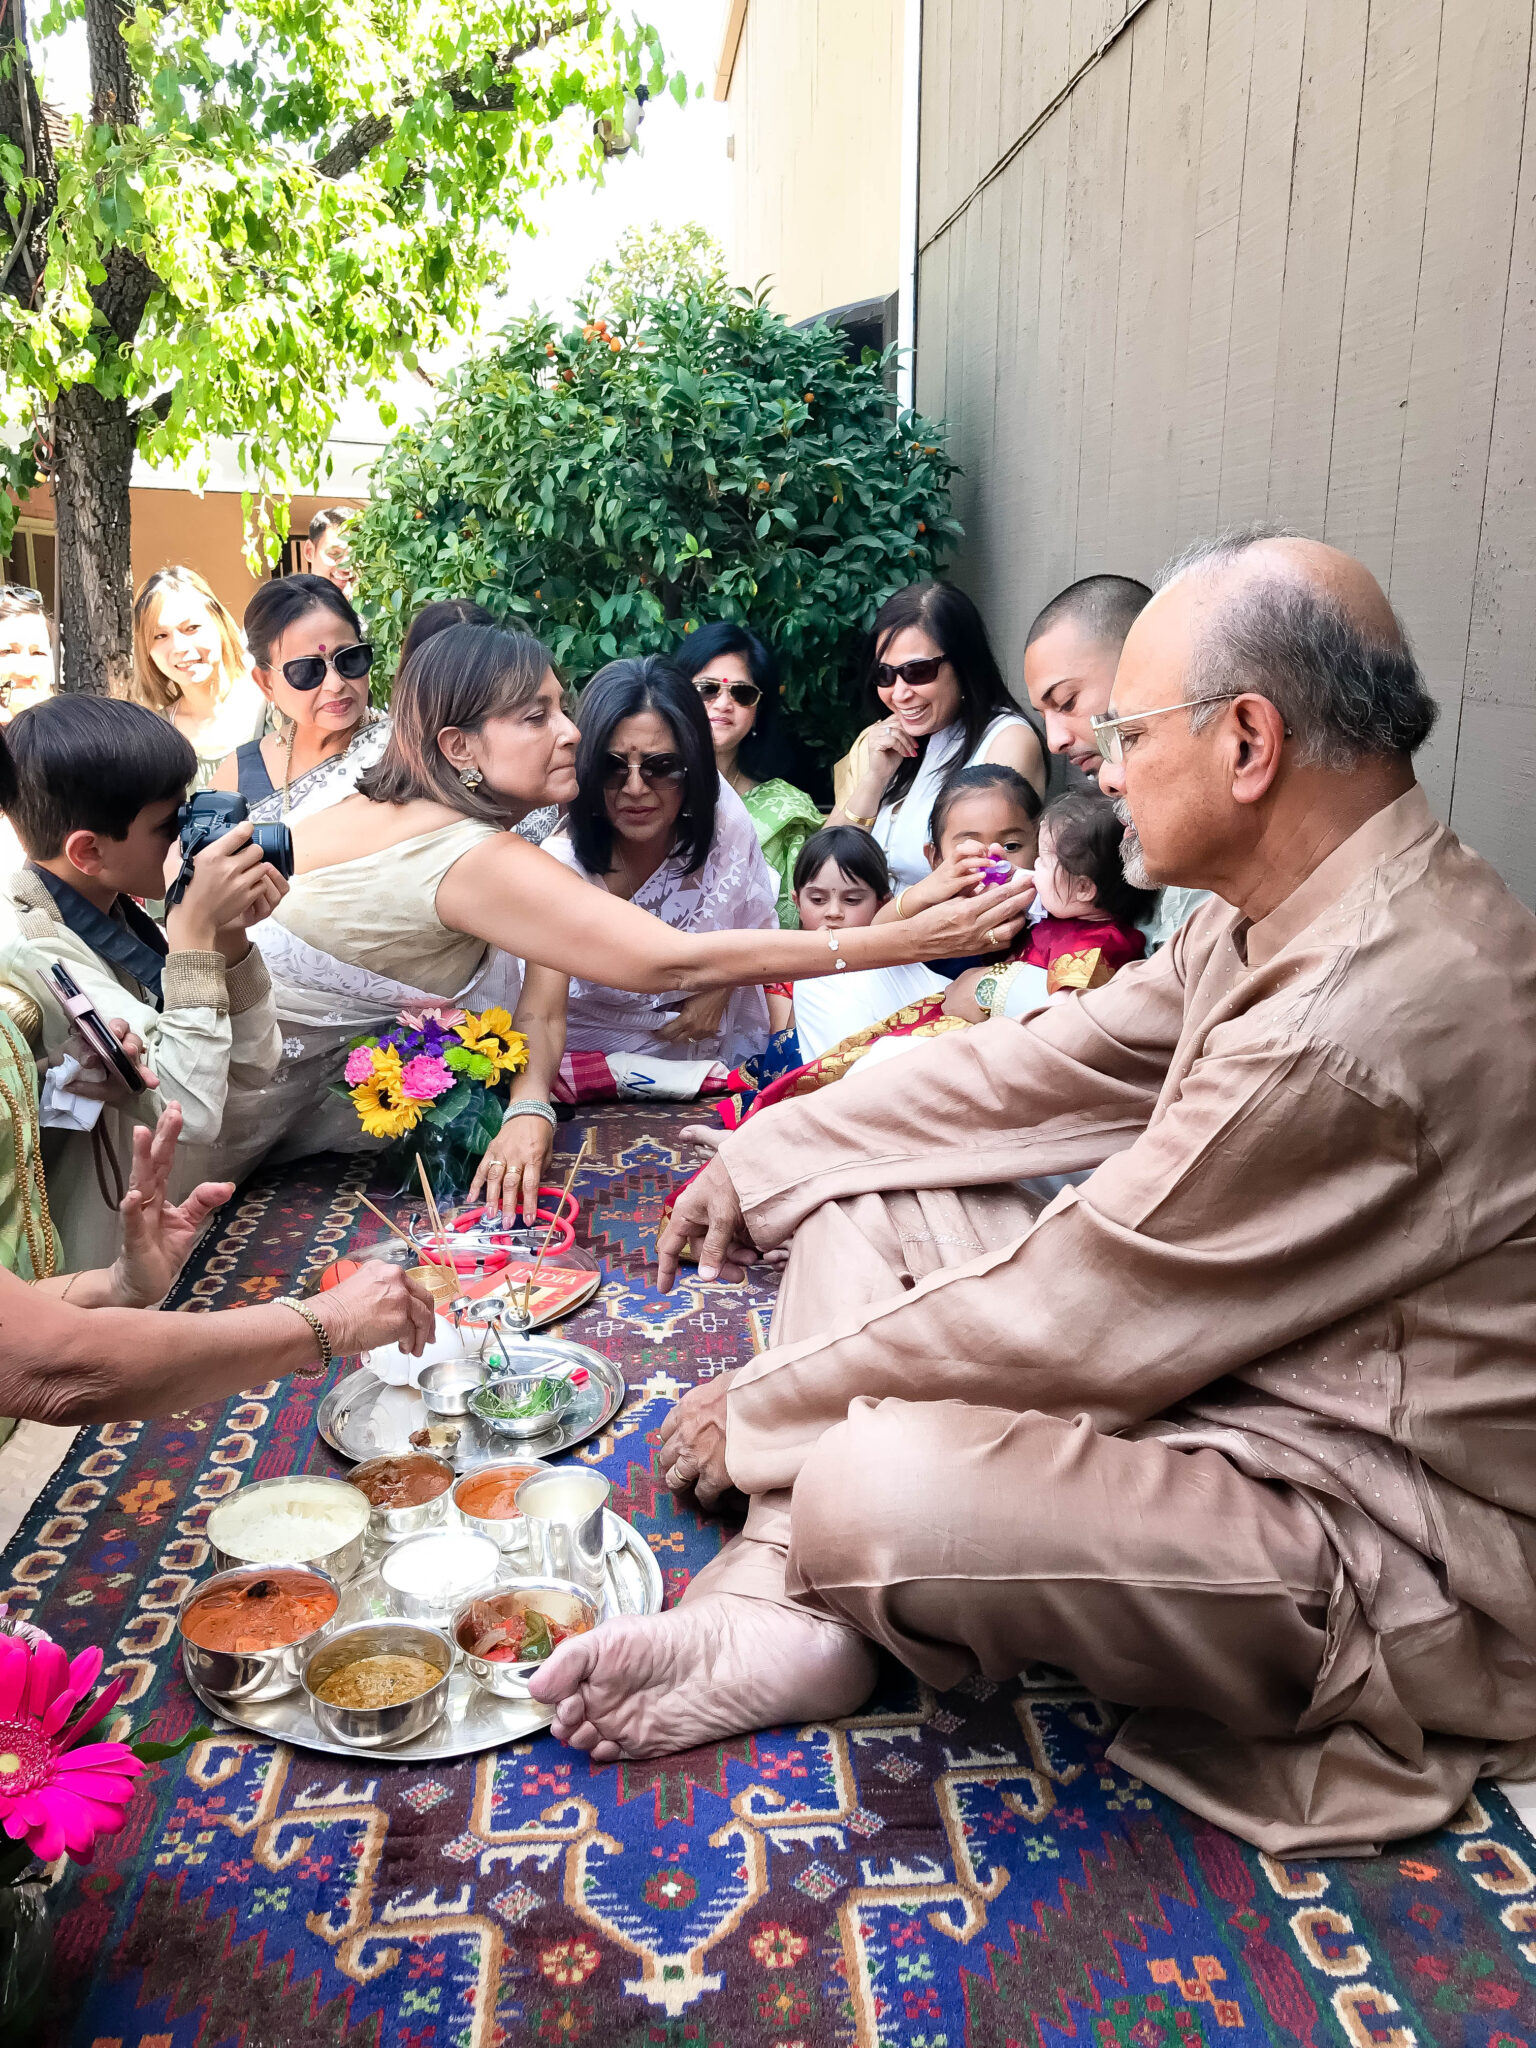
<box><xmin>4</xmin><ymin>1106</ymin><xmax>1535</xmax><ymax>2046</ymax></box>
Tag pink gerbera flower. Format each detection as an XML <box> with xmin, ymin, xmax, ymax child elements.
<box><xmin>0</xmin><ymin>1634</ymin><xmax>145</xmax><ymax>1864</ymax></box>
<box><xmin>399</xmin><ymin>1053</ymin><xmax>454</xmax><ymax>1102</ymax></box>
<box><xmin>343</xmin><ymin>1045</ymin><xmax>377</xmax><ymax>1086</ymax></box>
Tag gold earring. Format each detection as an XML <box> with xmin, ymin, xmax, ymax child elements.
<box><xmin>459</xmin><ymin>764</ymin><xmax>484</xmax><ymax>792</ymax></box>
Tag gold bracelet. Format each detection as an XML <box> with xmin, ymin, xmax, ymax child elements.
<box><xmin>273</xmin><ymin>1295</ymin><xmax>333</xmax><ymax>1379</ymax></box>
<box><xmin>895</xmin><ymin>886</ymin><xmax>913</xmax><ymax>919</ymax></box>
<box><xmin>844</xmin><ymin>810</ymin><xmax>877</xmax><ymax>829</ymax></box>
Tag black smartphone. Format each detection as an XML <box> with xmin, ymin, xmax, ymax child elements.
<box><xmin>44</xmin><ymin>962</ymin><xmax>148</xmax><ymax>1095</ymax></box>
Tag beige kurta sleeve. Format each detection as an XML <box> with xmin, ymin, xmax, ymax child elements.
<box><xmin>726</xmin><ymin>1029</ymin><xmax>1435</xmax><ymax>1496</ymax></box>
<box><xmin>722</xmin><ymin>924</ymin><xmax>1192</xmax><ymax>1247</ymax></box>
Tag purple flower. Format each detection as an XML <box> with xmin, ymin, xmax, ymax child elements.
<box><xmin>399</xmin><ymin>1054</ymin><xmax>454</xmax><ymax>1102</ymax></box>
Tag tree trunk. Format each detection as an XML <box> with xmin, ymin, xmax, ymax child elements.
<box><xmin>50</xmin><ymin>385</ymin><xmax>136</xmax><ymax>696</ymax></box>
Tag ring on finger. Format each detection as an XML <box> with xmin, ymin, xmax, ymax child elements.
<box><xmin>984</xmin><ymin>927</ymin><xmax>1000</xmax><ymax>949</ymax></box>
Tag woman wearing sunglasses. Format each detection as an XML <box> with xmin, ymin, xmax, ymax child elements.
<box><xmin>130</xmin><ymin>566</ymin><xmax>268</xmax><ymax>792</ymax></box>
<box><xmin>216</xmin><ymin>628</ymin><xmax>1028</xmax><ymax>1215</ymax></box>
<box><xmin>673</xmin><ymin>623</ymin><xmax>823</xmax><ymax>928</ymax></box>
<box><xmin>830</xmin><ymin>582</ymin><xmax>1046</xmax><ymax>892</ymax></box>
<box><xmin>210</xmin><ymin>576</ymin><xmax>385</xmax><ymax>819</ymax></box>
<box><xmin>543</xmin><ymin>656</ymin><xmax>779</xmax><ymax>1069</ymax></box>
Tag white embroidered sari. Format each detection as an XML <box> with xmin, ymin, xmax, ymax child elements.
<box><xmin>544</xmin><ymin>778</ymin><xmax>777</xmax><ymax>1068</ymax></box>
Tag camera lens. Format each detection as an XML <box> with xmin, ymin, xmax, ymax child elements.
<box><xmin>251</xmin><ymin>822</ymin><xmax>295</xmax><ymax>880</ymax></box>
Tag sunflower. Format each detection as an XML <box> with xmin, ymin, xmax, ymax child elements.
<box><xmin>456</xmin><ymin>1006</ymin><xmax>529</xmax><ymax>1082</ymax></box>
<box><xmin>350</xmin><ymin>1046</ymin><xmax>427</xmax><ymax>1139</ymax></box>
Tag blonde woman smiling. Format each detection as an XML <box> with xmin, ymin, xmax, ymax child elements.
<box><xmin>130</xmin><ymin>566</ymin><xmax>267</xmax><ymax>789</ymax></box>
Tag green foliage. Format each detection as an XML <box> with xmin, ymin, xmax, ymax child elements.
<box><xmin>351</xmin><ymin>265</ymin><xmax>961</xmax><ymax>760</ymax></box>
<box><xmin>1</xmin><ymin>2</ymin><xmax>682</xmax><ymax>560</ymax></box>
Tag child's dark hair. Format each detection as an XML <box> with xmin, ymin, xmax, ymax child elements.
<box><xmin>3</xmin><ymin>697</ymin><xmax>195</xmax><ymax>858</ymax></box>
<box><xmin>1042</xmin><ymin>788</ymin><xmax>1157</xmax><ymax>928</ymax></box>
<box><xmin>792</xmin><ymin>825</ymin><xmax>892</xmax><ymax>902</ymax></box>
<box><xmin>927</xmin><ymin>762</ymin><xmax>1042</xmax><ymax>848</ymax></box>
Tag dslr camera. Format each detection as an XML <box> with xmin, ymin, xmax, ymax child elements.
<box><xmin>165</xmin><ymin>791</ymin><xmax>295</xmax><ymax>909</ymax></box>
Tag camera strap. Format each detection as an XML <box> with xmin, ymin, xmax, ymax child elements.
<box><xmin>27</xmin><ymin>866</ymin><xmax>168</xmax><ymax>1010</ymax></box>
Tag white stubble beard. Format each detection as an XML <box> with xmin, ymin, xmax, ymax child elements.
<box><xmin>1113</xmin><ymin>797</ymin><xmax>1153</xmax><ymax>889</ymax></box>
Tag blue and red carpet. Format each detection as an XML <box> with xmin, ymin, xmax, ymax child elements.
<box><xmin>7</xmin><ymin>1107</ymin><xmax>1536</xmax><ymax>2046</ymax></box>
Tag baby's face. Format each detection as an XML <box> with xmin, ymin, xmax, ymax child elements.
<box><xmin>932</xmin><ymin>791</ymin><xmax>1039</xmax><ymax>870</ymax></box>
<box><xmin>794</xmin><ymin>861</ymin><xmax>884</xmax><ymax>931</ymax></box>
<box><xmin>1034</xmin><ymin>826</ymin><xmax>1097</xmax><ymax>919</ymax></box>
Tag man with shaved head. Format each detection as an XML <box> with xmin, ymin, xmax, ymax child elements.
<box><xmin>1023</xmin><ymin>570</ymin><xmax>1206</xmax><ymax>947</ymax></box>
<box><xmin>533</xmin><ymin>529</ymin><xmax>1536</xmax><ymax>1856</ymax></box>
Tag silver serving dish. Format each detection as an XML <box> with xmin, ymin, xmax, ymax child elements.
<box><xmin>467</xmin><ymin>1370</ymin><xmax>576</xmax><ymax>1442</ymax></box>
<box><xmin>317</xmin><ymin>1336</ymin><xmax>623</xmax><ymax>1467</ymax></box>
<box><xmin>177</xmin><ymin>1564</ymin><xmax>341</xmax><ymax>1705</ymax></box>
<box><xmin>418</xmin><ymin>1359</ymin><xmax>487</xmax><ymax>1417</ymax></box>
<box><xmin>183</xmin><ymin>1514</ymin><xmax>663</xmax><ymax>1760</ymax></box>
<box><xmin>205</xmin><ymin>1474</ymin><xmax>369</xmax><ymax>1583</ymax></box>
<box><xmin>379</xmin><ymin>1526</ymin><xmax>500</xmax><ymax>1624</ymax></box>
<box><xmin>451</xmin><ymin>1456</ymin><xmax>553</xmax><ymax>1553</ymax></box>
<box><xmin>301</xmin><ymin>1619</ymin><xmax>453</xmax><ymax>1749</ymax></box>
<box><xmin>344</xmin><ymin>1452</ymin><xmax>455</xmax><ymax>1542</ymax></box>
<box><xmin>451</xmin><ymin>1578</ymin><xmax>600</xmax><ymax>1700</ymax></box>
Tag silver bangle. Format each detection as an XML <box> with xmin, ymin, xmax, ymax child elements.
<box><xmin>501</xmin><ymin>1098</ymin><xmax>557</xmax><ymax>1129</ymax></box>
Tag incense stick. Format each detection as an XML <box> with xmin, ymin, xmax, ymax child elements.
<box><xmin>415</xmin><ymin>1153</ymin><xmax>445</xmax><ymax>1245</ymax></box>
<box><xmin>354</xmin><ymin>1193</ymin><xmax>417</xmax><ymax>1254</ymax></box>
<box><xmin>521</xmin><ymin>1131</ymin><xmax>589</xmax><ymax>1318</ymax></box>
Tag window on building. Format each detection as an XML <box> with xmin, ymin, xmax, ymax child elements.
<box><xmin>2</xmin><ymin>520</ymin><xmax>58</xmax><ymax>621</ymax></box>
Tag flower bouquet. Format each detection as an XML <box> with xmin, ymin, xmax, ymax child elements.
<box><xmin>342</xmin><ymin>1005</ymin><xmax>529</xmax><ymax>1199</ymax></box>
<box><xmin>0</xmin><ymin>1620</ymin><xmax>206</xmax><ymax>2028</ymax></box>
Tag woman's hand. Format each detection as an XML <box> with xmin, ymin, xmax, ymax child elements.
<box><xmin>656</xmin><ymin>988</ymin><xmax>730</xmax><ymax>1047</ymax></box>
<box><xmin>469</xmin><ymin>1110</ymin><xmax>555</xmax><ymax>1223</ymax></box>
<box><xmin>904</xmin><ymin>867</ymin><xmax>1035</xmax><ymax>963</ymax></box>
<box><xmin>311</xmin><ymin>1262</ymin><xmax>436</xmax><ymax>1358</ymax></box>
<box><xmin>109</xmin><ymin>1104</ymin><xmax>233</xmax><ymax>1306</ymax></box>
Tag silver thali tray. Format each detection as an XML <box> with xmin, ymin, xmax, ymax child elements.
<box><xmin>184</xmin><ymin>1514</ymin><xmax>662</xmax><ymax>1762</ymax></box>
<box><xmin>315</xmin><ymin>1335</ymin><xmax>625</xmax><ymax>1469</ymax></box>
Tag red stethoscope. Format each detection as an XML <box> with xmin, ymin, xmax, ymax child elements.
<box><xmin>416</xmin><ymin>1187</ymin><xmax>579</xmax><ymax>1275</ymax></box>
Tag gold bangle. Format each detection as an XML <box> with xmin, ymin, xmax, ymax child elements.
<box><xmin>274</xmin><ymin>1295</ymin><xmax>333</xmax><ymax>1379</ymax></box>
<box><xmin>895</xmin><ymin>886</ymin><xmax>913</xmax><ymax>919</ymax></box>
<box><xmin>844</xmin><ymin>810</ymin><xmax>876</xmax><ymax>829</ymax></box>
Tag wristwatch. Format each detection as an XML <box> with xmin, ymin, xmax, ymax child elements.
<box><xmin>972</xmin><ymin>968</ymin><xmax>1004</xmax><ymax>1017</ymax></box>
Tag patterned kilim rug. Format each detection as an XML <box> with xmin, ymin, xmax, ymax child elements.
<box><xmin>7</xmin><ymin>1106</ymin><xmax>1536</xmax><ymax>2048</ymax></box>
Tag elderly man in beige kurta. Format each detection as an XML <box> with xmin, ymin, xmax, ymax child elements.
<box><xmin>532</xmin><ymin>534</ymin><xmax>1536</xmax><ymax>1857</ymax></box>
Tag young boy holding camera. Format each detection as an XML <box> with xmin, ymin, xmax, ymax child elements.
<box><xmin>1</xmin><ymin>697</ymin><xmax>287</xmax><ymax>1266</ymax></box>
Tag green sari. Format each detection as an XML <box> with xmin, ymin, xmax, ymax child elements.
<box><xmin>0</xmin><ymin>998</ymin><xmax>60</xmax><ymax>1449</ymax></box>
<box><xmin>741</xmin><ymin>779</ymin><xmax>825</xmax><ymax>929</ymax></box>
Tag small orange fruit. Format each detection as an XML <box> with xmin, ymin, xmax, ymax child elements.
<box><xmin>609</xmin><ymin>337</ymin><xmax>621</xmax><ymax>352</ymax></box>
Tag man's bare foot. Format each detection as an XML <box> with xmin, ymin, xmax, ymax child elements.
<box><xmin>678</xmin><ymin>1122</ymin><xmax>724</xmax><ymax>1157</ymax></box>
<box><xmin>527</xmin><ymin>1594</ymin><xmax>877</xmax><ymax>1761</ymax></box>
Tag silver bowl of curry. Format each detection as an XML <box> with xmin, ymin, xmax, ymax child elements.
<box><xmin>178</xmin><ymin>1564</ymin><xmax>342</xmax><ymax>1704</ymax></box>
<box><xmin>344</xmin><ymin>1451</ymin><xmax>455</xmax><ymax>1543</ymax></box>
<box><xmin>451</xmin><ymin>1578</ymin><xmax>599</xmax><ymax>1701</ymax></box>
<box><xmin>300</xmin><ymin>1620</ymin><xmax>453</xmax><ymax>1749</ymax></box>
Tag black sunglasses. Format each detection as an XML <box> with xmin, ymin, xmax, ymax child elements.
<box><xmin>694</xmin><ymin>677</ymin><xmax>761</xmax><ymax>709</ymax></box>
<box><xmin>600</xmin><ymin>751</ymin><xmax>687</xmax><ymax>789</ymax></box>
<box><xmin>281</xmin><ymin>642</ymin><xmax>374</xmax><ymax>691</ymax></box>
<box><xmin>874</xmin><ymin>655</ymin><xmax>947</xmax><ymax>690</ymax></box>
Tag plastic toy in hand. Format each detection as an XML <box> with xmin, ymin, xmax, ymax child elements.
<box><xmin>980</xmin><ymin>855</ymin><xmax>1020</xmax><ymax>887</ymax></box>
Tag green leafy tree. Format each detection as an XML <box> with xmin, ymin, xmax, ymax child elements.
<box><xmin>352</xmin><ymin>257</ymin><xmax>961</xmax><ymax>761</ymax></box>
<box><xmin>0</xmin><ymin>0</ymin><xmax>680</xmax><ymax>692</ymax></box>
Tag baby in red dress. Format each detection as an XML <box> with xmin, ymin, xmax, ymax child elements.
<box><xmin>1019</xmin><ymin>787</ymin><xmax>1156</xmax><ymax>993</ymax></box>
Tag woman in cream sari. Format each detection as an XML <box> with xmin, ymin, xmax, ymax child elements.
<box><xmin>237</xmin><ymin>624</ymin><xmax>1034</xmax><ymax>1220</ymax></box>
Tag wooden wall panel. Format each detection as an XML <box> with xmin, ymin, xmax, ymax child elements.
<box><xmin>916</xmin><ymin>0</ymin><xmax>1536</xmax><ymax>902</ymax></box>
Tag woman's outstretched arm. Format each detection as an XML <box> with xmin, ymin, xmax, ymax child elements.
<box><xmin>3</xmin><ymin>1261</ymin><xmax>435</xmax><ymax>1425</ymax></box>
<box><xmin>436</xmin><ymin>834</ymin><xmax>1034</xmax><ymax>997</ymax></box>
